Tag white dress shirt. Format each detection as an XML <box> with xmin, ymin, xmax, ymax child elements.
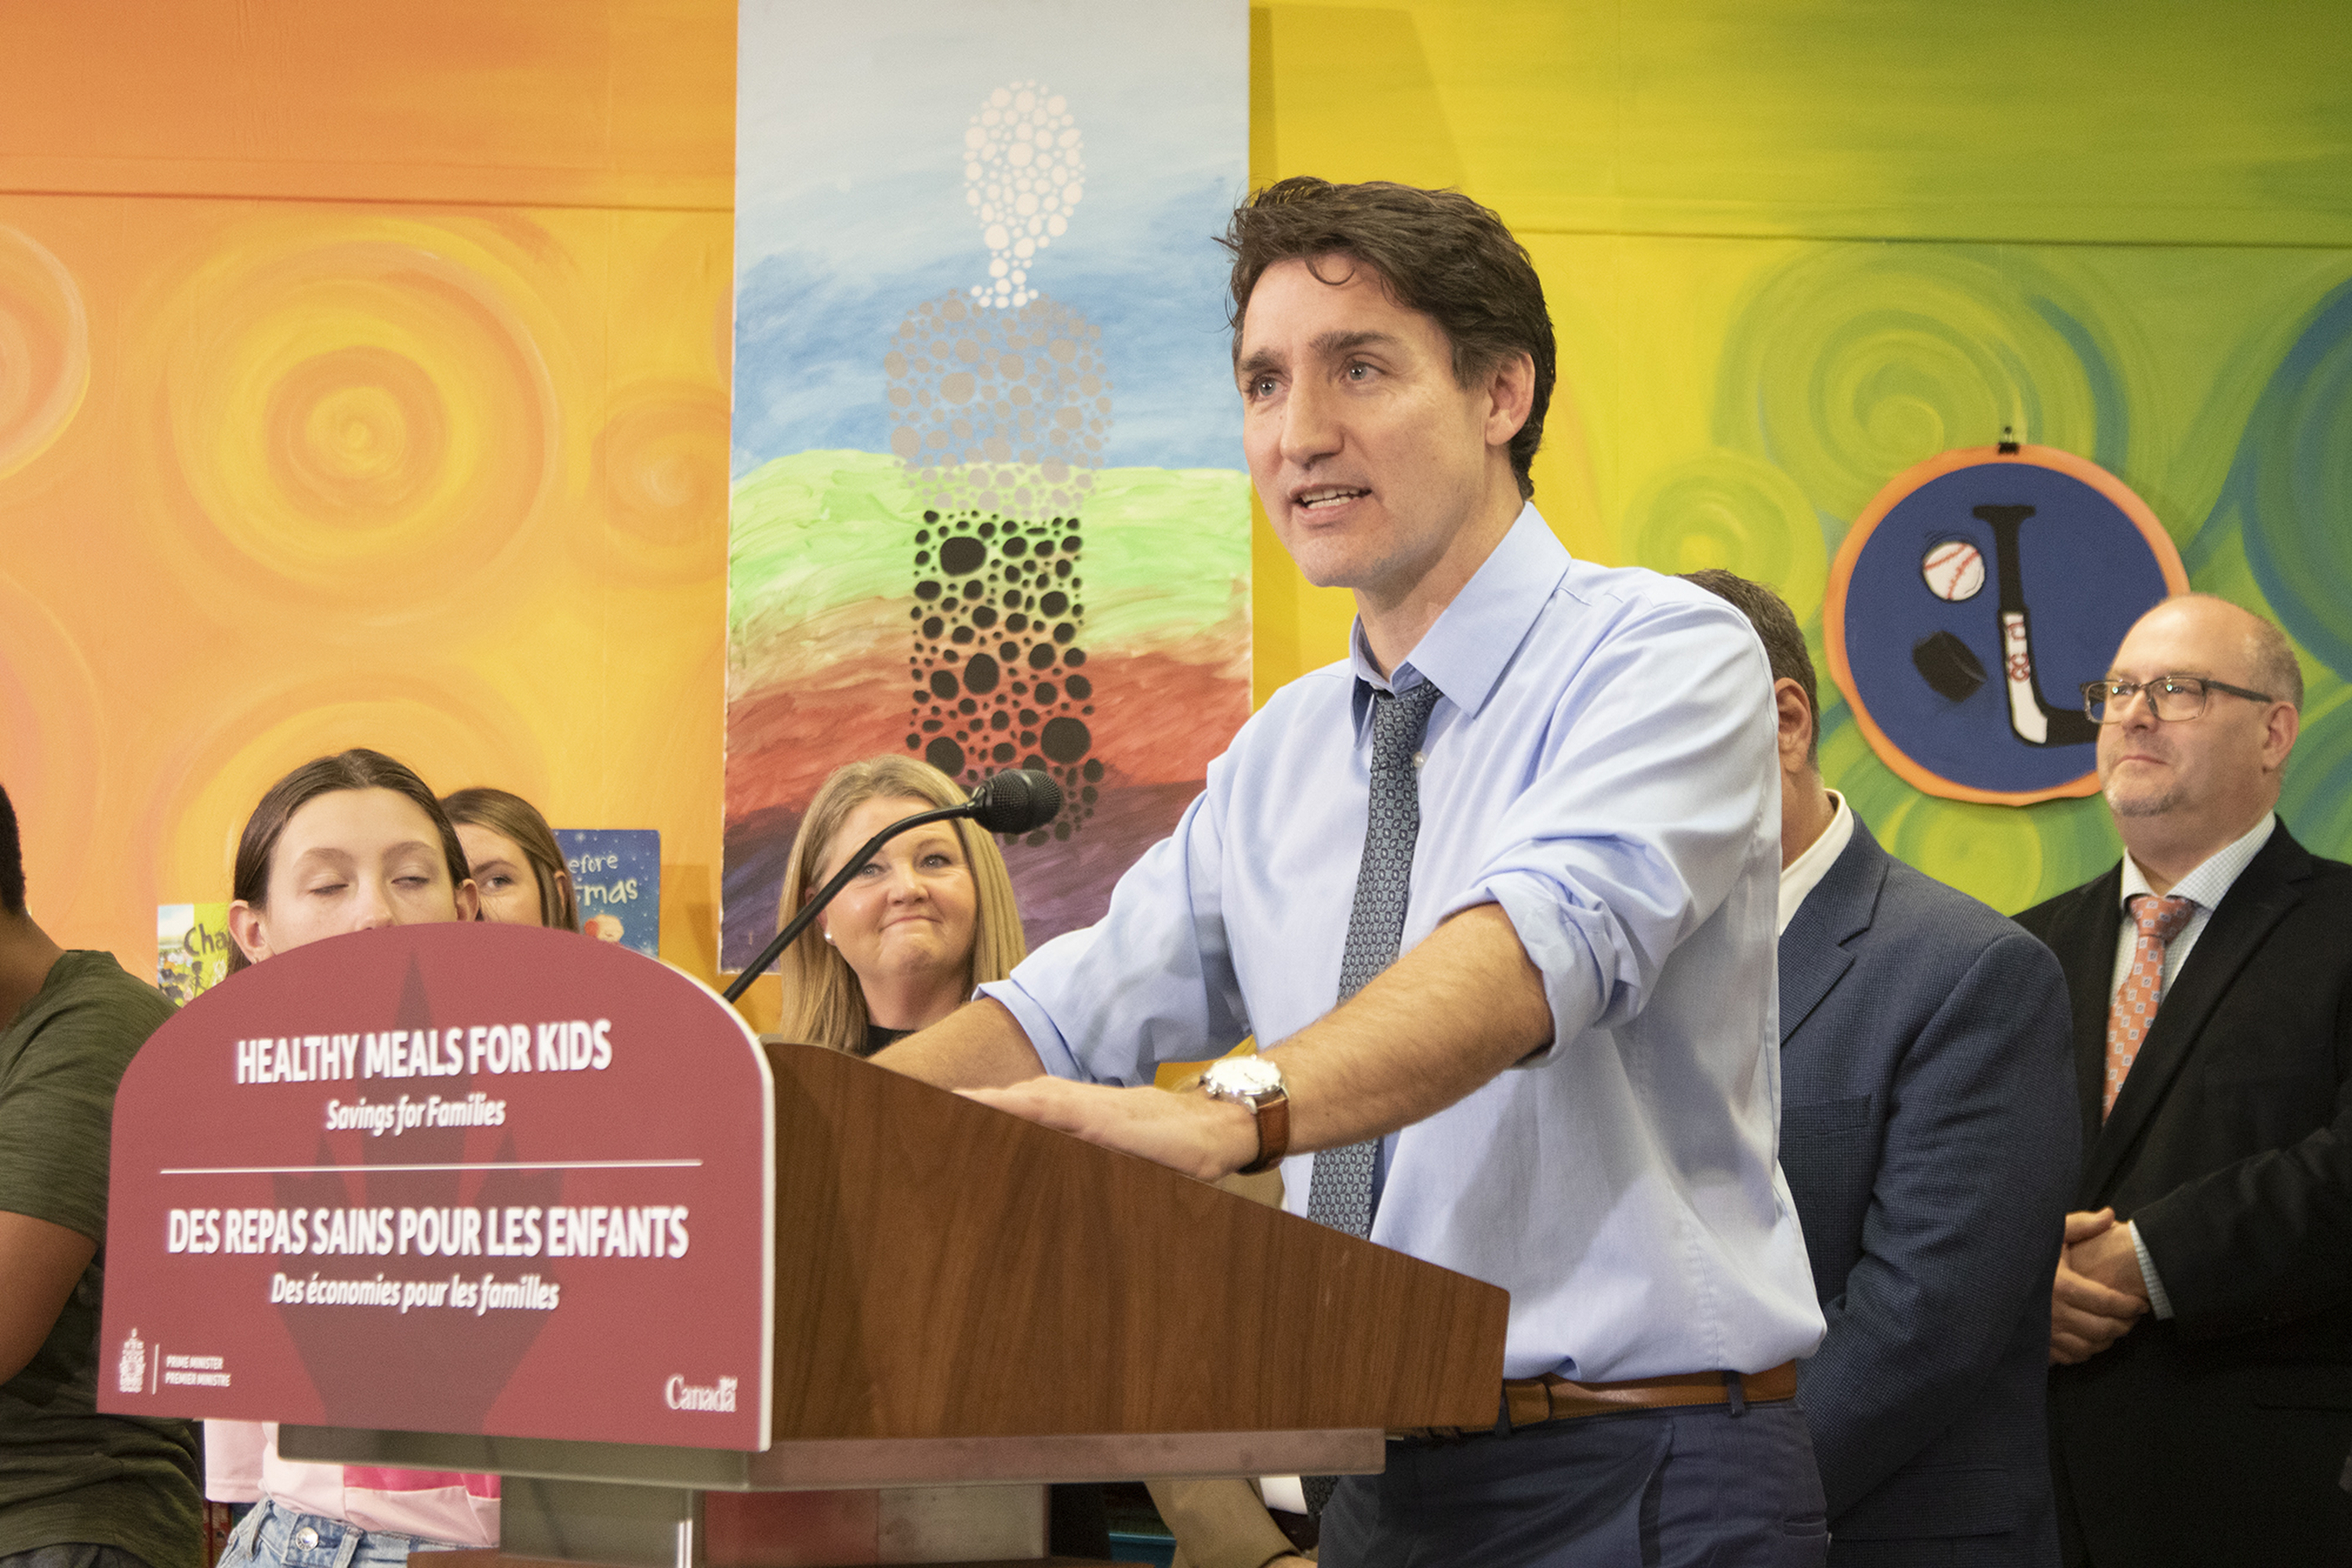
<box><xmin>1776</xmin><ymin>792</ymin><xmax>1854</xmax><ymax>936</ymax></box>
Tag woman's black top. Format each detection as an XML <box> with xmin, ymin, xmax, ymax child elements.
<box><xmin>858</xmin><ymin>1024</ymin><xmax>912</xmax><ymax>1058</ymax></box>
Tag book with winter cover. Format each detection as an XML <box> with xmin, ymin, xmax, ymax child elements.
<box><xmin>157</xmin><ymin>903</ymin><xmax>234</xmax><ymax>1003</ymax></box>
<box><xmin>553</xmin><ymin>829</ymin><xmax>660</xmax><ymax>957</ymax></box>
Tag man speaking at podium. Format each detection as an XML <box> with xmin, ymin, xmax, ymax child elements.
<box><xmin>877</xmin><ymin>178</ymin><xmax>1828</xmax><ymax>1566</ymax></box>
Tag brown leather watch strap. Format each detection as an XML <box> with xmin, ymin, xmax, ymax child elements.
<box><xmin>1237</xmin><ymin>1087</ymin><xmax>1289</xmax><ymax>1174</ymax></box>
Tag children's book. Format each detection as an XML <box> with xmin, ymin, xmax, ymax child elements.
<box><xmin>552</xmin><ymin>829</ymin><xmax>661</xmax><ymax>958</ymax></box>
<box><xmin>157</xmin><ymin>903</ymin><xmax>234</xmax><ymax>1003</ymax></box>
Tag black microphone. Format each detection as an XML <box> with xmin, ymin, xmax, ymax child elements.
<box><xmin>966</xmin><ymin>767</ymin><xmax>1062</xmax><ymax>836</ymax></box>
<box><xmin>721</xmin><ymin>769</ymin><xmax>1062</xmax><ymax>1004</ymax></box>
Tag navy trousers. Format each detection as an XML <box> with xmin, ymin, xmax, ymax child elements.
<box><xmin>1319</xmin><ymin>1399</ymin><xmax>1829</xmax><ymax>1567</ymax></box>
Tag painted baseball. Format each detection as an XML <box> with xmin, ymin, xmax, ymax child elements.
<box><xmin>1921</xmin><ymin>538</ymin><xmax>1985</xmax><ymax>601</ymax></box>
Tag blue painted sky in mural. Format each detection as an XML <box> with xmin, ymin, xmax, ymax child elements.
<box><xmin>733</xmin><ymin>0</ymin><xmax>1247</xmax><ymax>477</ymax></box>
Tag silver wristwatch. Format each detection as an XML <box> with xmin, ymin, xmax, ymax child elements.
<box><xmin>1199</xmin><ymin>1056</ymin><xmax>1290</xmax><ymax>1175</ymax></box>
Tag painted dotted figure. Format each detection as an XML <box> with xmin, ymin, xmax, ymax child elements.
<box><xmin>887</xmin><ymin>81</ymin><xmax>1106</xmax><ymax>841</ymax></box>
<box><xmin>901</xmin><ymin>509</ymin><xmax>1104</xmax><ymax>841</ymax></box>
<box><xmin>885</xmin><ymin>293</ymin><xmax>1106</xmax><ymax>521</ymax></box>
<box><xmin>960</xmin><ymin>82</ymin><xmax>1083</xmax><ymax>310</ymax></box>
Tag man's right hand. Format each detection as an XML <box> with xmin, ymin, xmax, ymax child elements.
<box><xmin>960</xmin><ymin>1075</ymin><xmax>1260</xmax><ymax>1181</ymax></box>
<box><xmin>2050</xmin><ymin>1207</ymin><xmax>2147</xmax><ymax>1365</ymax></box>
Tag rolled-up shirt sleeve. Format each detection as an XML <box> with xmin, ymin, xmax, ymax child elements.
<box><xmin>1446</xmin><ymin>591</ymin><xmax>1777</xmax><ymax>1062</ymax></box>
<box><xmin>978</xmin><ymin>751</ymin><xmax>1251</xmax><ymax>1085</ymax></box>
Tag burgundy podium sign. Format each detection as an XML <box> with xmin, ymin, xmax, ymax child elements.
<box><xmin>96</xmin><ymin>924</ymin><xmax>773</xmax><ymax>1450</ymax></box>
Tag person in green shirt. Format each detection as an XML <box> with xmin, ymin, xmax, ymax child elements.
<box><xmin>0</xmin><ymin>782</ymin><xmax>201</xmax><ymax>1568</ymax></box>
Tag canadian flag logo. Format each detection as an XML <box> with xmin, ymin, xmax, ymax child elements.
<box><xmin>118</xmin><ymin>1328</ymin><xmax>147</xmax><ymax>1394</ymax></box>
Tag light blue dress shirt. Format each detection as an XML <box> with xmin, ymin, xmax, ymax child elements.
<box><xmin>981</xmin><ymin>506</ymin><xmax>1825</xmax><ymax>1381</ymax></box>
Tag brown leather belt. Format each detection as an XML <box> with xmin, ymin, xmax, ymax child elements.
<box><xmin>1395</xmin><ymin>1360</ymin><xmax>1799</xmax><ymax>1440</ymax></box>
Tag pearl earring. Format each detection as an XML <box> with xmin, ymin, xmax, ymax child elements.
<box><xmin>823</xmin><ymin>931</ymin><xmax>836</xmax><ymax>944</ymax></box>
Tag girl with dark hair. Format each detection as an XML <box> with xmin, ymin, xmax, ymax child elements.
<box><xmin>224</xmin><ymin>750</ymin><xmax>479</xmax><ymax>972</ymax></box>
<box><xmin>441</xmin><ymin>787</ymin><xmax>578</xmax><ymax>931</ymax></box>
<box><xmin>211</xmin><ymin>750</ymin><xmax>498</xmax><ymax>1568</ymax></box>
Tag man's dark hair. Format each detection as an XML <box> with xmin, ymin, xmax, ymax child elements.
<box><xmin>0</xmin><ymin>783</ymin><xmax>22</xmax><ymax>915</ymax></box>
<box><xmin>1221</xmin><ymin>177</ymin><xmax>1557</xmax><ymax>501</ymax></box>
<box><xmin>1682</xmin><ymin>568</ymin><xmax>1820</xmax><ymax>767</ymax></box>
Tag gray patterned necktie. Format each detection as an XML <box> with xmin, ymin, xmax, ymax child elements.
<box><xmin>1304</xmin><ymin>677</ymin><xmax>1442</xmax><ymax>1526</ymax></box>
<box><xmin>1308</xmin><ymin>677</ymin><xmax>1444</xmax><ymax>1240</ymax></box>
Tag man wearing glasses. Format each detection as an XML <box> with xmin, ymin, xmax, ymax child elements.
<box><xmin>2016</xmin><ymin>593</ymin><xmax>2352</xmax><ymax>1565</ymax></box>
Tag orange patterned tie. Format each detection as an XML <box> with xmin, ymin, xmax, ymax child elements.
<box><xmin>2105</xmin><ymin>894</ymin><xmax>2195</xmax><ymax>1118</ymax></box>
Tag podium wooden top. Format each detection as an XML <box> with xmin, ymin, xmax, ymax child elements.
<box><xmin>766</xmin><ymin>1042</ymin><xmax>1508</xmax><ymax>1442</ymax></box>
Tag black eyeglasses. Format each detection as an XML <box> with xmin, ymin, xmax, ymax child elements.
<box><xmin>2080</xmin><ymin>675</ymin><xmax>2274</xmax><ymax>724</ymax></box>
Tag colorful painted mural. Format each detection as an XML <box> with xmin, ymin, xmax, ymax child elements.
<box><xmin>724</xmin><ymin>1</ymin><xmax>1250</xmax><ymax>969</ymax></box>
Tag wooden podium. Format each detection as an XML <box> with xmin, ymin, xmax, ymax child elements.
<box><xmin>284</xmin><ymin>1041</ymin><xmax>1509</xmax><ymax>1566</ymax></box>
<box><xmin>97</xmin><ymin>926</ymin><xmax>1506</xmax><ymax>1568</ymax></box>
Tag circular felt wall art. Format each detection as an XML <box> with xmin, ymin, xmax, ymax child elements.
<box><xmin>1826</xmin><ymin>445</ymin><xmax>2187</xmax><ymax>805</ymax></box>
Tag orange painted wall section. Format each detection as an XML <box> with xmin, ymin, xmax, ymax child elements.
<box><xmin>0</xmin><ymin>2</ymin><xmax>738</xmax><ymax>982</ymax></box>
<box><xmin>0</xmin><ymin>2</ymin><xmax>731</xmax><ymax>208</ymax></box>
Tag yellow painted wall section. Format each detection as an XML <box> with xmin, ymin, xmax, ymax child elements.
<box><xmin>1247</xmin><ymin>0</ymin><xmax>2352</xmax><ymax>694</ymax></box>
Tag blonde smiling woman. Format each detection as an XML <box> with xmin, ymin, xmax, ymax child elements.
<box><xmin>771</xmin><ymin>754</ymin><xmax>1025</xmax><ymax>1057</ymax></box>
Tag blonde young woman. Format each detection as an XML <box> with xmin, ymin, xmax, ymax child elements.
<box><xmin>773</xmin><ymin>755</ymin><xmax>1025</xmax><ymax>1057</ymax></box>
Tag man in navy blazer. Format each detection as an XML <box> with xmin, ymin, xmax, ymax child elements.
<box><xmin>1692</xmin><ymin>572</ymin><xmax>2078</xmax><ymax>1566</ymax></box>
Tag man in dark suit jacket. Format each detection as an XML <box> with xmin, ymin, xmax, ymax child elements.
<box><xmin>2013</xmin><ymin>593</ymin><xmax>2352</xmax><ymax>1566</ymax></box>
<box><xmin>1693</xmin><ymin>572</ymin><xmax>2078</xmax><ymax>1566</ymax></box>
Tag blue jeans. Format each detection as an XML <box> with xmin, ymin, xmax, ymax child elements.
<box><xmin>217</xmin><ymin>1502</ymin><xmax>461</xmax><ymax>1568</ymax></box>
<box><xmin>1320</xmin><ymin>1399</ymin><xmax>1830</xmax><ymax>1567</ymax></box>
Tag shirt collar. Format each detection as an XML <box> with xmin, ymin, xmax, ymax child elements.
<box><xmin>1776</xmin><ymin>792</ymin><xmax>1853</xmax><ymax>935</ymax></box>
<box><xmin>1349</xmin><ymin>502</ymin><xmax>1571</xmax><ymax>728</ymax></box>
<box><xmin>2119</xmin><ymin>811</ymin><xmax>2278</xmax><ymax>912</ymax></box>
